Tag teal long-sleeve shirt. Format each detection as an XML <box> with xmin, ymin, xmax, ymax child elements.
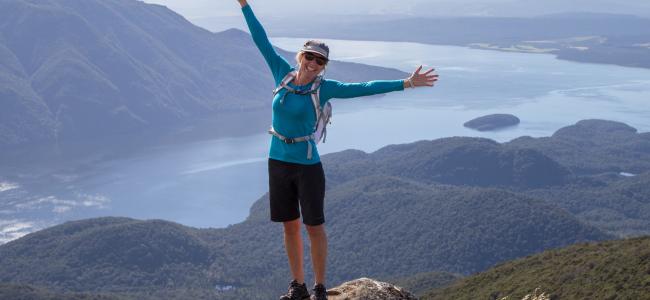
<box><xmin>242</xmin><ymin>4</ymin><xmax>405</xmax><ymax>165</ymax></box>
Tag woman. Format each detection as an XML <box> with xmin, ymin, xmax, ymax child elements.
<box><xmin>236</xmin><ymin>1</ymin><xmax>437</xmax><ymax>299</ymax></box>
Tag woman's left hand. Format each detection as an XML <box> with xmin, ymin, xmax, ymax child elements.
<box><xmin>405</xmin><ymin>65</ymin><xmax>438</xmax><ymax>88</ymax></box>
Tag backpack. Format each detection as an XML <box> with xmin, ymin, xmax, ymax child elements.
<box><xmin>271</xmin><ymin>70</ymin><xmax>332</xmax><ymax>144</ymax></box>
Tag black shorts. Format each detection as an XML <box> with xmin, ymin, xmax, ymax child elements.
<box><xmin>268</xmin><ymin>158</ymin><xmax>326</xmax><ymax>226</ymax></box>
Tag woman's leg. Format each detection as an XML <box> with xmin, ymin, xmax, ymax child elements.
<box><xmin>306</xmin><ymin>224</ymin><xmax>328</xmax><ymax>285</ymax></box>
<box><xmin>283</xmin><ymin>218</ymin><xmax>305</xmax><ymax>283</ymax></box>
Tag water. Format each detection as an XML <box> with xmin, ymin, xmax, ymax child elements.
<box><xmin>2</xmin><ymin>39</ymin><xmax>650</xmax><ymax>243</ymax></box>
<box><xmin>272</xmin><ymin>38</ymin><xmax>650</xmax><ymax>152</ymax></box>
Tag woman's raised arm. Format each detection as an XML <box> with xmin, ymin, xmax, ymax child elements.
<box><xmin>238</xmin><ymin>1</ymin><xmax>291</xmax><ymax>83</ymax></box>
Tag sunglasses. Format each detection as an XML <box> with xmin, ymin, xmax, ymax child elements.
<box><xmin>304</xmin><ymin>52</ymin><xmax>328</xmax><ymax>66</ymax></box>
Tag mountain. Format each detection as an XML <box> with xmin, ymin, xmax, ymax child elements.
<box><xmin>523</xmin><ymin>171</ymin><xmax>650</xmax><ymax>237</ymax></box>
<box><xmin>0</xmin><ymin>217</ymin><xmax>239</xmax><ymax>299</ymax></box>
<box><xmin>322</xmin><ymin>119</ymin><xmax>650</xmax><ymax>236</ymax></box>
<box><xmin>180</xmin><ymin>0</ymin><xmax>650</xmax><ymax>27</ymax></box>
<box><xmin>0</xmin><ymin>218</ymin><xmax>214</xmax><ymax>290</ymax></box>
<box><xmin>321</xmin><ymin>120</ymin><xmax>650</xmax><ymax>237</ymax></box>
<box><xmin>504</xmin><ymin>120</ymin><xmax>650</xmax><ymax>237</ymax></box>
<box><xmin>0</xmin><ymin>182</ymin><xmax>610</xmax><ymax>298</ymax></box>
<box><xmin>0</xmin><ymin>0</ymin><xmax>407</xmax><ymax>148</ymax></box>
<box><xmin>3</xmin><ymin>119</ymin><xmax>649</xmax><ymax>298</ymax></box>
<box><xmin>323</xmin><ymin>137</ymin><xmax>571</xmax><ymax>188</ymax></box>
<box><xmin>268</xmin><ymin>12</ymin><xmax>650</xmax><ymax>44</ymax></box>
<box><xmin>504</xmin><ymin>121</ymin><xmax>650</xmax><ymax>237</ymax></box>
<box><xmin>507</xmin><ymin>119</ymin><xmax>650</xmax><ymax>175</ymax></box>
<box><xmin>294</xmin><ymin>176</ymin><xmax>608</xmax><ymax>277</ymax></box>
<box><xmin>264</xmin><ymin>13</ymin><xmax>650</xmax><ymax>69</ymax></box>
<box><xmin>422</xmin><ymin>236</ymin><xmax>650</xmax><ymax>300</ymax></box>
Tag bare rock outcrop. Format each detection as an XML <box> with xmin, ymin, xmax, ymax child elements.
<box><xmin>328</xmin><ymin>278</ymin><xmax>417</xmax><ymax>300</ymax></box>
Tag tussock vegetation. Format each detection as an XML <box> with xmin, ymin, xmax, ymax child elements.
<box><xmin>422</xmin><ymin>237</ymin><xmax>650</xmax><ymax>300</ymax></box>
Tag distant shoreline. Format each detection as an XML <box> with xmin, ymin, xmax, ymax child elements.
<box><xmin>262</xmin><ymin>12</ymin><xmax>650</xmax><ymax>71</ymax></box>
<box><xmin>271</xmin><ymin>34</ymin><xmax>650</xmax><ymax>71</ymax></box>
<box><xmin>466</xmin><ymin>43</ymin><xmax>650</xmax><ymax>71</ymax></box>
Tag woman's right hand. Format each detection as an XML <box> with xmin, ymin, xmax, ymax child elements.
<box><xmin>237</xmin><ymin>0</ymin><xmax>248</xmax><ymax>8</ymax></box>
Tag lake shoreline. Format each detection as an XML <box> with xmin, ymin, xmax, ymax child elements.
<box><xmin>270</xmin><ymin>35</ymin><xmax>650</xmax><ymax>71</ymax></box>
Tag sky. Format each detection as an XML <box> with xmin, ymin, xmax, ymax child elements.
<box><xmin>143</xmin><ymin>0</ymin><xmax>650</xmax><ymax>20</ymax></box>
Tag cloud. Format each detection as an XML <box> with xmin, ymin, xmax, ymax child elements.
<box><xmin>0</xmin><ymin>193</ymin><xmax>111</xmax><ymax>243</ymax></box>
<box><xmin>0</xmin><ymin>220</ymin><xmax>37</xmax><ymax>244</ymax></box>
<box><xmin>12</xmin><ymin>193</ymin><xmax>110</xmax><ymax>214</ymax></box>
<box><xmin>77</xmin><ymin>193</ymin><xmax>110</xmax><ymax>209</ymax></box>
<box><xmin>0</xmin><ymin>182</ymin><xmax>20</xmax><ymax>192</ymax></box>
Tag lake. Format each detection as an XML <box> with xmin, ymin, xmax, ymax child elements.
<box><xmin>2</xmin><ymin>38</ymin><xmax>650</xmax><ymax>243</ymax></box>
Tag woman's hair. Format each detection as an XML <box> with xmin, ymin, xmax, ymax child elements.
<box><xmin>295</xmin><ymin>40</ymin><xmax>330</xmax><ymax>65</ymax></box>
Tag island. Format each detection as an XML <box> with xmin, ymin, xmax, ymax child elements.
<box><xmin>464</xmin><ymin>114</ymin><xmax>520</xmax><ymax>131</ymax></box>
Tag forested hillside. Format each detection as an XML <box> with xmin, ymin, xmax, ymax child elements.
<box><xmin>1</xmin><ymin>119</ymin><xmax>648</xmax><ymax>299</ymax></box>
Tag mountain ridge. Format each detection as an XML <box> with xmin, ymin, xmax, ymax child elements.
<box><xmin>263</xmin><ymin>12</ymin><xmax>650</xmax><ymax>69</ymax></box>
<box><xmin>0</xmin><ymin>0</ymin><xmax>407</xmax><ymax>148</ymax></box>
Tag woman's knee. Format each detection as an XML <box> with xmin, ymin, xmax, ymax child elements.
<box><xmin>305</xmin><ymin>224</ymin><xmax>326</xmax><ymax>237</ymax></box>
<box><xmin>283</xmin><ymin>218</ymin><xmax>301</xmax><ymax>236</ymax></box>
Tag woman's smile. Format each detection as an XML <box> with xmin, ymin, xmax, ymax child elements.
<box><xmin>305</xmin><ymin>63</ymin><xmax>320</xmax><ymax>72</ymax></box>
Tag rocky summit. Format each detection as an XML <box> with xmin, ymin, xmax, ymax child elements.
<box><xmin>328</xmin><ymin>278</ymin><xmax>417</xmax><ymax>300</ymax></box>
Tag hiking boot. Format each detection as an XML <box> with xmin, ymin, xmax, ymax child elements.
<box><xmin>310</xmin><ymin>283</ymin><xmax>327</xmax><ymax>300</ymax></box>
<box><xmin>280</xmin><ymin>280</ymin><xmax>310</xmax><ymax>300</ymax></box>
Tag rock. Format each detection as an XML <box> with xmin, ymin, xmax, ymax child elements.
<box><xmin>464</xmin><ymin>114</ymin><xmax>520</xmax><ymax>131</ymax></box>
<box><xmin>328</xmin><ymin>278</ymin><xmax>417</xmax><ymax>300</ymax></box>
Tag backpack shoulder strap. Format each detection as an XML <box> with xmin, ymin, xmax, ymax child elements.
<box><xmin>310</xmin><ymin>76</ymin><xmax>324</xmax><ymax>130</ymax></box>
<box><xmin>311</xmin><ymin>75</ymin><xmax>323</xmax><ymax>92</ymax></box>
<box><xmin>273</xmin><ymin>70</ymin><xmax>297</xmax><ymax>96</ymax></box>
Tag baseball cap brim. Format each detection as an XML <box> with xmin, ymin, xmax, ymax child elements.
<box><xmin>302</xmin><ymin>50</ymin><xmax>328</xmax><ymax>59</ymax></box>
<box><xmin>301</xmin><ymin>45</ymin><xmax>329</xmax><ymax>60</ymax></box>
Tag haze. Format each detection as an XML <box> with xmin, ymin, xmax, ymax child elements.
<box><xmin>144</xmin><ymin>0</ymin><xmax>650</xmax><ymax>19</ymax></box>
